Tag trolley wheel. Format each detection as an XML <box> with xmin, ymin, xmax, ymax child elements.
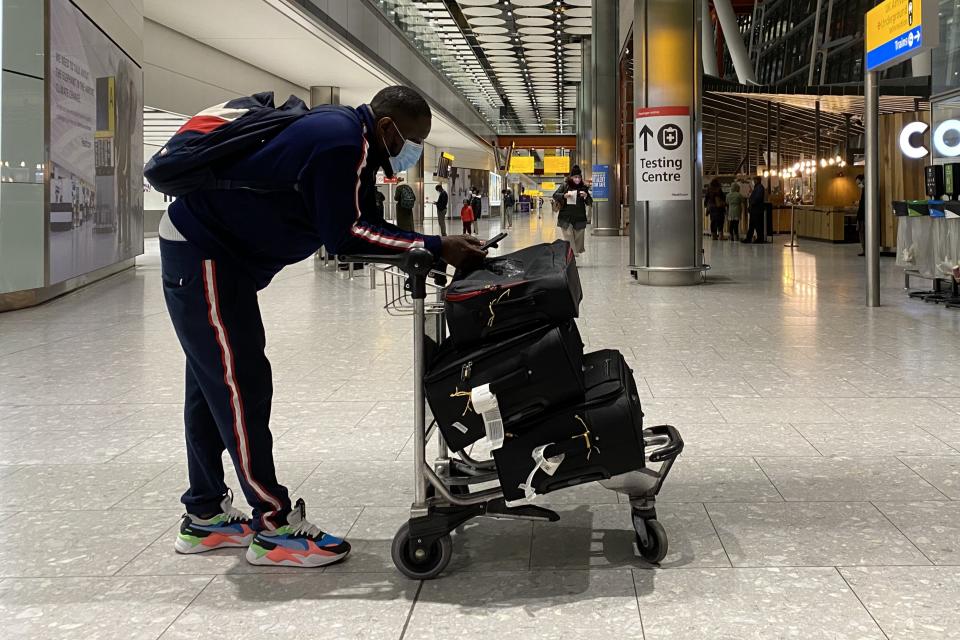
<box><xmin>635</xmin><ymin>519</ymin><xmax>668</xmax><ymax>564</ymax></box>
<box><xmin>391</xmin><ymin>522</ymin><xmax>453</xmax><ymax>580</ymax></box>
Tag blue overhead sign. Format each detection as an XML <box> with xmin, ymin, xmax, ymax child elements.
<box><xmin>866</xmin><ymin>26</ymin><xmax>925</xmax><ymax>71</ymax></box>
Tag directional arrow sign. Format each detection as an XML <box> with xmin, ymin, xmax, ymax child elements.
<box><xmin>638</xmin><ymin>125</ymin><xmax>654</xmax><ymax>152</ymax></box>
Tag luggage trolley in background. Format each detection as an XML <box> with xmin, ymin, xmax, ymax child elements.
<box><xmin>342</xmin><ymin>241</ymin><xmax>684</xmax><ymax>579</ymax></box>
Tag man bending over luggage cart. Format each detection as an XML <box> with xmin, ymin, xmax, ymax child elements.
<box><xmin>153</xmin><ymin>86</ymin><xmax>484</xmax><ymax>568</ymax></box>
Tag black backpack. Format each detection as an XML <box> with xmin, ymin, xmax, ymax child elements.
<box><xmin>144</xmin><ymin>92</ymin><xmax>318</xmax><ymax>197</ymax></box>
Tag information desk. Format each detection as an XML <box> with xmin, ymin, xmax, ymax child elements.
<box><xmin>785</xmin><ymin>205</ymin><xmax>858</xmax><ymax>243</ymax></box>
<box><xmin>702</xmin><ymin>206</ymin><xmax>856</xmax><ymax>242</ymax></box>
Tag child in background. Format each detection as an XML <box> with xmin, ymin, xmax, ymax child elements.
<box><xmin>461</xmin><ymin>198</ymin><xmax>475</xmax><ymax>235</ymax></box>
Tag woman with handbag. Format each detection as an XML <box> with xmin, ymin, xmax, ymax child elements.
<box><xmin>553</xmin><ymin>165</ymin><xmax>592</xmax><ymax>255</ymax></box>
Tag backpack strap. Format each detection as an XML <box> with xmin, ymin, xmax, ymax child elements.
<box><xmin>213</xmin><ymin>179</ymin><xmax>300</xmax><ymax>193</ymax></box>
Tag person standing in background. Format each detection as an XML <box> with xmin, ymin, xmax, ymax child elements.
<box><xmin>374</xmin><ymin>190</ymin><xmax>386</xmax><ymax>221</ymax></box>
<box><xmin>553</xmin><ymin>165</ymin><xmax>592</xmax><ymax>255</ymax></box>
<box><xmin>705</xmin><ymin>178</ymin><xmax>727</xmax><ymax>240</ymax></box>
<box><xmin>471</xmin><ymin>188</ymin><xmax>483</xmax><ymax>222</ymax></box>
<box><xmin>725</xmin><ymin>182</ymin><xmax>744</xmax><ymax>242</ymax></box>
<box><xmin>743</xmin><ymin>176</ymin><xmax>766</xmax><ymax>243</ymax></box>
<box><xmin>434</xmin><ymin>183</ymin><xmax>448</xmax><ymax>236</ymax></box>
<box><xmin>460</xmin><ymin>198</ymin><xmax>476</xmax><ymax>235</ymax></box>
<box><xmin>394</xmin><ymin>178</ymin><xmax>416</xmax><ymax>231</ymax></box>
<box><xmin>502</xmin><ymin>188</ymin><xmax>515</xmax><ymax>229</ymax></box>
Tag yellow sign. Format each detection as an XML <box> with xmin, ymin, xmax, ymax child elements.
<box><xmin>541</xmin><ymin>182</ymin><xmax>557</xmax><ymax>191</ymax></box>
<box><xmin>527</xmin><ymin>190</ymin><xmax>542</xmax><ymax>197</ymax></box>
<box><xmin>543</xmin><ymin>156</ymin><xmax>570</xmax><ymax>175</ymax></box>
<box><xmin>866</xmin><ymin>0</ymin><xmax>918</xmax><ymax>52</ymax></box>
<box><xmin>441</xmin><ymin>152</ymin><xmax>455</xmax><ymax>161</ymax></box>
<box><xmin>865</xmin><ymin>0</ymin><xmax>932</xmax><ymax>71</ymax></box>
<box><xmin>509</xmin><ymin>156</ymin><xmax>535</xmax><ymax>173</ymax></box>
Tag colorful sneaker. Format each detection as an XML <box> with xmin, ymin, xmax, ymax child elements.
<box><xmin>174</xmin><ymin>493</ymin><xmax>255</xmax><ymax>554</ymax></box>
<box><xmin>245</xmin><ymin>499</ymin><xmax>351</xmax><ymax>568</ymax></box>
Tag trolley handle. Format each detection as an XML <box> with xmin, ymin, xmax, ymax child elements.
<box><xmin>340</xmin><ymin>248</ymin><xmax>436</xmax><ymax>300</ymax></box>
<box><xmin>339</xmin><ymin>247</ymin><xmax>435</xmax><ymax>278</ymax></box>
<box><xmin>645</xmin><ymin>424</ymin><xmax>684</xmax><ymax>463</ymax></box>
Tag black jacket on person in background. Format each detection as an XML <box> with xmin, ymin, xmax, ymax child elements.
<box><xmin>554</xmin><ymin>181</ymin><xmax>592</xmax><ymax>227</ymax></box>
<box><xmin>471</xmin><ymin>194</ymin><xmax>482</xmax><ymax>218</ymax></box>
<box><xmin>749</xmin><ymin>183</ymin><xmax>766</xmax><ymax>212</ymax></box>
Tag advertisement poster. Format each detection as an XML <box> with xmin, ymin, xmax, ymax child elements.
<box><xmin>592</xmin><ymin>164</ymin><xmax>610</xmax><ymax>202</ymax></box>
<box><xmin>48</xmin><ymin>0</ymin><xmax>143</xmax><ymax>284</ymax></box>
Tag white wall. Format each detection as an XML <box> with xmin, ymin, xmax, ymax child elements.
<box><xmin>144</xmin><ymin>19</ymin><xmax>307</xmax><ymax>116</ymax></box>
<box><xmin>450</xmin><ymin>147</ymin><xmax>496</xmax><ymax>172</ymax></box>
<box><xmin>73</xmin><ymin>0</ymin><xmax>144</xmax><ymax>63</ymax></box>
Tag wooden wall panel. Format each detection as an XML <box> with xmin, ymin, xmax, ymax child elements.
<box><xmin>879</xmin><ymin>112</ymin><xmax>929</xmax><ymax>248</ymax></box>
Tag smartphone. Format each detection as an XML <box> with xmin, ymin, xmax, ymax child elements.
<box><xmin>481</xmin><ymin>231</ymin><xmax>508</xmax><ymax>250</ymax></box>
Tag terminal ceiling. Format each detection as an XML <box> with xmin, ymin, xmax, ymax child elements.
<box><xmin>407</xmin><ymin>0</ymin><xmax>592</xmax><ymax>134</ymax></box>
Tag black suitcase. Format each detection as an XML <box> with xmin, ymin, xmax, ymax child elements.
<box><xmin>425</xmin><ymin>321</ymin><xmax>585</xmax><ymax>453</ymax></box>
<box><xmin>492</xmin><ymin>349</ymin><xmax>645</xmax><ymax>504</ymax></box>
<box><xmin>444</xmin><ymin>240</ymin><xmax>582</xmax><ymax>345</ymax></box>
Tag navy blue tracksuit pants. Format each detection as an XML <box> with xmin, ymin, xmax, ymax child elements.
<box><xmin>160</xmin><ymin>239</ymin><xmax>290</xmax><ymax>530</ymax></box>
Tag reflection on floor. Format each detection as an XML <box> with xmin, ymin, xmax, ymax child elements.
<box><xmin>1</xmin><ymin>214</ymin><xmax>959</xmax><ymax>639</ymax></box>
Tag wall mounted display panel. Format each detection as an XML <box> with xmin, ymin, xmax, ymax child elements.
<box><xmin>48</xmin><ymin>0</ymin><xmax>143</xmax><ymax>285</ymax></box>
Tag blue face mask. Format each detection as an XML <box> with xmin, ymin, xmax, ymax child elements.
<box><xmin>385</xmin><ymin>120</ymin><xmax>423</xmax><ymax>174</ymax></box>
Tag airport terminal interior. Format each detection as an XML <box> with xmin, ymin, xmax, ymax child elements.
<box><xmin>2</xmin><ymin>0</ymin><xmax>960</xmax><ymax>638</ymax></box>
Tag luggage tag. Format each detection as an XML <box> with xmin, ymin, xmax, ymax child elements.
<box><xmin>487</xmin><ymin>289</ymin><xmax>511</xmax><ymax>328</ymax></box>
<box><xmin>471</xmin><ymin>383</ymin><xmax>504</xmax><ymax>448</ymax></box>
<box><xmin>510</xmin><ymin>444</ymin><xmax>566</xmax><ymax>506</ymax></box>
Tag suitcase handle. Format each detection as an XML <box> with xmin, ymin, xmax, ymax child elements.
<box><xmin>542</xmin><ymin>421</ymin><xmax>594</xmax><ymax>460</ymax></box>
<box><xmin>488</xmin><ymin>368</ymin><xmax>530</xmax><ymax>394</ymax></box>
<box><xmin>492</xmin><ymin>291</ymin><xmax>541</xmax><ymax>308</ymax></box>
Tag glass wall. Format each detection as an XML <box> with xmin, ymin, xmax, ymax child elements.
<box><xmin>0</xmin><ymin>0</ymin><xmax>46</xmax><ymax>294</ymax></box>
<box><xmin>752</xmin><ymin>0</ymin><xmax>908</xmax><ymax>86</ymax></box>
<box><xmin>932</xmin><ymin>0</ymin><xmax>960</xmax><ymax>97</ymax></box>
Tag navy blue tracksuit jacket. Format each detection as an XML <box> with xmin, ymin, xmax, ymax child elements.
<box><xmin>160</xmin><ymin>103</ymin><xmax>439</xmax><ymax>528</ymax></box>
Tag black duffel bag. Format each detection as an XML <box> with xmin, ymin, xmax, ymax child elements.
<box><xmin>425</xmin><ymin>320</ymin><xmax>585</xmax><ymax>453</ymax></box>
<box><xmin>444</xmin><ymin>240</ymin><xmax>582</xmax><ymax>345</ymax></box>
<box><xmin>492</xmin><ymin>349</ymin><xmax>645</xmax><ymax>505</ymax></box>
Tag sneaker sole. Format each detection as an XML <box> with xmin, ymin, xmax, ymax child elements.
<box><xmin>244</xmin><ymin>547</ymin><xmax>350</xmax><ymax>568</ymax></box>
<box><xmin>174</xmin><ymin>534</ymin><xmax>254</xmax><ymax>555</ymax></box>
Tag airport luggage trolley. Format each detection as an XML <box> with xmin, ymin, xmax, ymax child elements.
<box><xmin>342</xmin><ymin>247</ymin><xmax>684</xmax><ymax>579</ymax></box>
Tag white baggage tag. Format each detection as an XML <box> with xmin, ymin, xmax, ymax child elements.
<box><xmin>513</xmin><ymin>444</ymin><xmax>565</xmax><ymax>505</ymax></box>
<box><xmin>471</xmin><ymin>383</ymin><xmax>504</xmax><ymax>448</ymax></box>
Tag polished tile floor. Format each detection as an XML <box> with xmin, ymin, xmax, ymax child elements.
<box><xmin>2</xmin><ymin>215</ymin><xmax>960</xmax><ymax>639</ymax></box>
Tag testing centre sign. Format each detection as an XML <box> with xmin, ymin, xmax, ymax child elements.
<box><xmin>635</xmin><ymin>106</ymin><xmax>691</xmax><ymax>201</ymax></box>
<box><xmin>865</xmin><ymin>0</ymin><xmax>938</xmax><ymax>72</ymax></box>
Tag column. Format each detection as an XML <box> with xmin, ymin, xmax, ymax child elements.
<box><xmin>701</xmin><ymin>0</ymin><xmax>718</xmax><ymax>77</ymax></box>
<box><xmin>713</xmin><ymin>0</ymin><xmax>757</xmax><ymax>84</ymax></box>
<box><xmin>864</xmin><ymin>71</ymin><xmax>880</xmax><ymax>307</ymax></box>
<box><xmin>309</xmin><ymin>86</ymin><xmax>340</xmax><ymax>106</ymax></box>
<box><xmin>591</xmin><ymin>0</ymin><xmax>621</xmax><ymax>235</ymax></box>
<box><xmin>631</xmin><ymin>0</ymin><xmax>703</xmax><ymax>286</ymax></box>
<box><xmin>579</xmin><ymin>36</ymin><xmax>593</xmax><ymax>186</ymax></box>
